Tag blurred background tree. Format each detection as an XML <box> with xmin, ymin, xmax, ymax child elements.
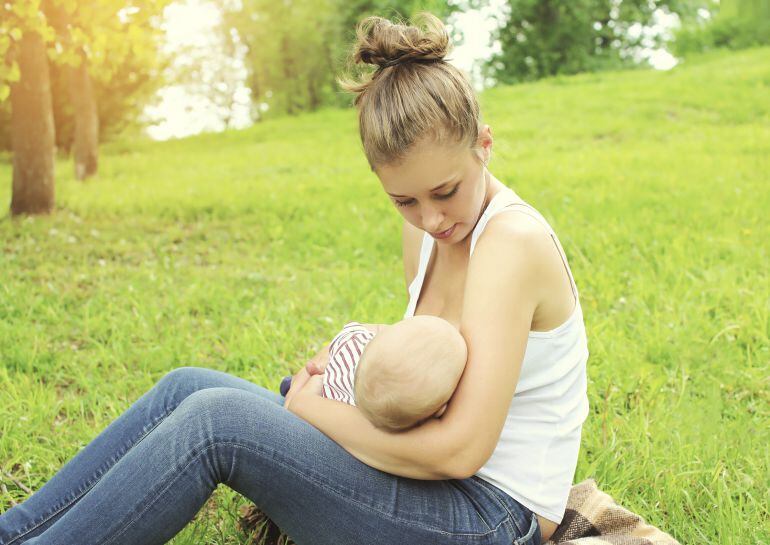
<box><xmin>43</xmin><ymin>0</ymin><xmax>172</xmax><ymax>180</ymax></box>
<box><xmin>0</xmin><ymin>0</ymin><xmax>171</xmax><ymax>210</ymax></box>
<box><xmin>484</xmin><ymin>0</ymin><xmax>706</xmax><ymax>85</ymax></box>
<box><xmin>6</xmin><ymin>0</ymin><xmax>765</xmax><ymax>215</ymax></box>
<box><xmin>672</xmin><ymin>0</ymin><xmax>770</xmax><ymax>56</ymax></box>
<box><xmin>1</xmin><ymin>0</ymin><xmax>57</xmax><ymax>214</ymax></box>
<box><xmin>219</xmin><ymin>0</ymin><xmax>457</xmax><ymax>119</ymax></box>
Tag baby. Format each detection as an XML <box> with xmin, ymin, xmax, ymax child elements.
<box><xmin>281</xmin><ymin>315</ymin><xmax>467</xmax><ymax>432</ymax></box>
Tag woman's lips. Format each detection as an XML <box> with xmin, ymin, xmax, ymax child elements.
<box><xmin>431</xmin><ymin>224</ymin><xmax>456</xmax><ymax>239</ymax></box>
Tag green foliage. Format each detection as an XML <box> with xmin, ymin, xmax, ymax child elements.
<box><xmin>672</xmin><ymin>0</ymin><xmax>770</xmax><ymax>56</ymax></box>
<box><xmin>222</xmin><ymin>0</ymin><xmax>457</xmax><ymax>119</ymax></box>
<box><xmin>0</xmin><ymin>1</ymin><xmax>53</xmax><ymax>99</ymax></box>
<box><xmin>222</xmin><ymin>0</ymin><xmax>342</xmax><ymax>117</ymax></box>
<box><xmin>486</xmin><ymin>0</ymin><xmax>707</xmax><ymax>84</ymax></box>
<box><xmin>46</xmin><ymin>48</ymin><xmax>170</xmax><ymax>153</ymax></box>
<box><xmin>44</xmin><ymin>1</ymin><xmax>171</xmax><ymax>83</ymax></box>
<box><xmin>0</xmin><ymin>0</ymin><xmax>171</xmax><ymax>151</ymax></box>
<box><xmin>1</xmin><ymin>47</ymin><xmax>769</xmax><ymax>543</ymax></box>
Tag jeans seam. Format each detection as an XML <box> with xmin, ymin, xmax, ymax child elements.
<box><xmin>2</xmin><ymin>411</ymin><xmax>172</xmax><ymax>545</ymax></box>
<box><xmin>472</xmin><ymin>476</ymin><xmax>538</xmax><ymax>539</ymax></box>
<box><xmin>104</xmin><ymin>441</ymin><xmax>507</xmax><ymax>544</ymax></box>
<box><xmin>512</xmin><ymin>514</ymin><xmax>538</xmax><ymax>545</ymax></box>
<box><xmin>447</xmin><ymin>479</ymin><xmax>494</xmax><ymax>532</ymax></box>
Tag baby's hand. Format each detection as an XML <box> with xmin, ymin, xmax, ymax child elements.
<box><xmin>304</xmin><ymin>343</ymin><xmax>330</xmax><ymax>376</ymax></box>
<box><xmin>305</xmin><ymin>359</ymin><xmax>325</xmax><ymax>376</ymax></box>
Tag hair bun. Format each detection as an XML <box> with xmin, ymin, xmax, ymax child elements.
<box><xmin>353</xmin><ymin>12</ymin><xmax>450</xmax><ymax>71</ymax></box>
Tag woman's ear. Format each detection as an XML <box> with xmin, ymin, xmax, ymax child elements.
<box><xmin>476</xmin><ymin>124</ymin><xmax>493</xmax><ymax>164</ymax></box>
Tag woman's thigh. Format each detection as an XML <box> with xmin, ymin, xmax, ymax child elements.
<box><xmin>89</xmin><ymin>387</ymin><xmax>535</xmax><ymax>545</ymax></box>
<box><xmin>203</xmin><ymin>388</ymin><xmax>539</xmax><ymax>545</ymax></box>
<box><xmin>6</xmin><ymin>369</ymin><xmax>538</xmax><ymax>545</ymax></box>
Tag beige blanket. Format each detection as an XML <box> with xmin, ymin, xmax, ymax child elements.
<box><xmin>238</xmin><ymin>478</ymin><xmax>681</xmax><ymax>545</ymax></box>
<box><xmin>544</xmin><ymin>479</ymin><xmax>680</xmax><ymax>544</ymax></box>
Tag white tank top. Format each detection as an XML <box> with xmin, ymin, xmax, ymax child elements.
<box><xmin>403</xmin><ymin>187</ymin><xmax>589</xmax><ymax>524</ymax></box>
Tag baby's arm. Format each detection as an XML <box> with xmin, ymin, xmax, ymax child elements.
<box><xmin>305</xmin><ymin>324</ymin><xmax>383</xmax><ymax>374</ymax></box>
<box><xmin>289</xmin><ymin>323</ymin><xmax>383</xmax><ymax>404</ymax></box>
<box><xmin>358</xmin><ymin>323</ymin><xmax>385</xmax><ymax>335</ymax></box>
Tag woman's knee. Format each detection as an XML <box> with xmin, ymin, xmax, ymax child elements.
<box><xmin>155</xmin><ymin>366</ymin><xmax>208</xmax><ymax>390</ymax></box>
<box><xmin>172</xmin><ymin>388</ymin><xmax>281</xmax><ymax>438</ymax></box>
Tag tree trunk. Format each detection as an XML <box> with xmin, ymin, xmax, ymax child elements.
<box><xmin>69</xmin><ymin>51</ymin><xmax>99</xmax><ymax>180</ymax></box>
<box><xmin>9</xmin><ymin>30</ymin><xmax>56</xmax><ymax>216</ymax></box>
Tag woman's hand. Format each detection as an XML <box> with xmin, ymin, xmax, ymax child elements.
<box><xmin>285</xmin><ymin>372</ymin><xmax>325</xmax><ymax>412</ymax></box>
<box><xmin>284</xmin><ymin>343</ymin><xmax>329</xmax><ymax>410</ymax></box>
<box><xmin>284</xmin><ymin>368</ymin><xmax>311</xmax><ymax>410</ymax></box>
<box><xmin>303</xmin><ymin>374</ymin><xmax>325</xmax><ymax>396</ymax></box>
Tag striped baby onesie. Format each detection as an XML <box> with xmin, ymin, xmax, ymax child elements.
<box><xmin>321</xmin><ymin>321</ymin><xmax>375</xmax><ymax>406</ymax></box>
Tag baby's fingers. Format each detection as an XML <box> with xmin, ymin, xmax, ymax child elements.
<box><xmin>305</xmin><ymin>360</ymin><xmax>324</xmax><ymax>375</ymax></box>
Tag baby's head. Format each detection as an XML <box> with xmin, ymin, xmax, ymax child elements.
<box><xmin>354</xmin><ymin>315</ymin><xmax>467</xmax><ymax>432</ymax></box>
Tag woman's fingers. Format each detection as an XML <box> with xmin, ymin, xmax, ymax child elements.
<box><xmin>306</xmin><ymin>374</ymin><xmax>325</xmax><ymax>396</ymax></box>
<box><xmin>284</xmin><ymin>369</ymin><xmax>311</xmax><ymax>409</ymax></box>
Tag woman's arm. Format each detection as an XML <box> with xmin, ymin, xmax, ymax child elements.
<box><xmin>289</xmin><ymin>215</ymin><xmax>549</xmax><ymax>480</ymax></box>
<box><xmin>288</xmin><ymin>384</ymin><xmax>459</xmax><ymax>480</ymax></box>
<box><xmin>286</xmin><ymin>323</ymin><xmax>384</xmax><ymax>409</ymax></box>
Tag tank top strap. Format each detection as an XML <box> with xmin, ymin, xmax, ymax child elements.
<box><xmin>403</xmin><ymin>231</ymin><xmax>435</xmax><ymax>318</ymax></box>
<box><xmin>471</xmin><ymin>195</ymin><xmax>580</xmax><ymax>300</ymax></box>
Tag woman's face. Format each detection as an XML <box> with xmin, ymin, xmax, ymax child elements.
<box><xmin>375</xmin><ymin>130</ymin><xmax>492</xmax><ymax>246</ymax></box>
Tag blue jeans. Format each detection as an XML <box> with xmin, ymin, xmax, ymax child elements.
<box><xmin>0</xmin><ymin>366</ymin><xmax>541</xmax><ymax>545</ymax></box>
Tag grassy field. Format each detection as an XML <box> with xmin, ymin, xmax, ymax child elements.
<box><xmin>1</xmin><ymin>46</ymin><xmax>768</xmax><ymax>544</ymax></box>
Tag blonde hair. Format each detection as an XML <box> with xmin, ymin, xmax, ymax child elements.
<box><xmin>337</xmin><ymin>12</ymin><xmax>484</xmax><ymax>171</ymax></box>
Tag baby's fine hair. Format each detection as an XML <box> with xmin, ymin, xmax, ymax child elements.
<box><xmin>353</xmin><ymin>317</ymin><xmax>467</xmax><ymax>432</ymax></box>
<box><xmin>337</xmin><ymin>12</ymin><xmax>484</xmax><ymax>170</ymax></box>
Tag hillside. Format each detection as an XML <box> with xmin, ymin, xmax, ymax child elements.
<box><xmin>1</xmin><ymin>47</ymin><xmax>768</xmax><ymax>544</ymax></box>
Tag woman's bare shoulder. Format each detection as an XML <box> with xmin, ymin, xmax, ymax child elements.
<box><xmin>476</xmin><ymin>210</ymin><xmax>576</xmax><ymax>328</ymax></box>
<box><xmin>473</xmin><ymin>211</ymin><xmax>560</xmax><ymax>289</ymax></box>
<box><xmin>481</xmin><ymin>210</ymin><xmax>553</xmax><ymax>251</ymax></box>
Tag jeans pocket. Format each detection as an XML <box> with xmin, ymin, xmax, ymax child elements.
<box><xmin>447</xmin><ymin>477</ymin><xmax>509</xmax><ymax>534</ymax></box>
<box><xmin>513</xmin><ymin>512</ymin><xmax>540</xmax><ymax>545</ymax></box>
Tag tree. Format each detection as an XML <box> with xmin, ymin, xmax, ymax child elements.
<box><xmin>1</xmin><ymin>0</ymin><xmax>171</xmax><ymax>200</ymax></box>
<box><xmin>672</xmin><ymin>0</ymin><xmax>770</xmax><ymax>54</ymax></box>
<box><xmin>220</xmin><ymin>0</ymin><xmax>457</xmax><ymax>120</ymax></box>
<box><xmin>719</xmin><ymin>0</ymin><xmax>770</xmax><ymax>19</ymax></box>
<box><xmin>486</xmin><ymin>0</ymin><xmax>706</xmax><ymax>85</ymax></box>
<box><xmin>2</xmin><ymin>1</ymin><xmax>57</xmax><ymax>215</ymax></box>
<box><xmin>43</xmin><ymin>0</ymin><xmax>171</xmax><ymax>180</ymax></box>
<box><xmin>220</xmin><ymin>0</ymin><xmax>340</xmax><ymax>118</ymax></box>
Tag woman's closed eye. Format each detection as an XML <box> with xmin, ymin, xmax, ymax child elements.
<box><xmin>395</xmin><ymin>185</ymin><xmax>459</xmax><ymax>207</ymax></box>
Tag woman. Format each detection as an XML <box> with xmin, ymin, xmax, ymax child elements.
<box><xmin>0</xmin><ymin>13</ymin><xmax>587</xmax><ymax>545</ymax></box>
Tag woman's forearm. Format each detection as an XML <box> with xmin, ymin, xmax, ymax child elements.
<box><xmin>287</xmin><ymin>388</ymin><xmax>461</xmax><ymax>480</ymax></box>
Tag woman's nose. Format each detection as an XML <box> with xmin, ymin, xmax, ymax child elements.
<box><xmin>421</xmin><ymin>205</ymin><xmax>445</xmax><ymax>232</ymax></box>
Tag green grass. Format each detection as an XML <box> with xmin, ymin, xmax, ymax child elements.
<box><xmin>1</xmin><ymin>46</ymin><xmax>768</xmax><ymax>544</ymax></box>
